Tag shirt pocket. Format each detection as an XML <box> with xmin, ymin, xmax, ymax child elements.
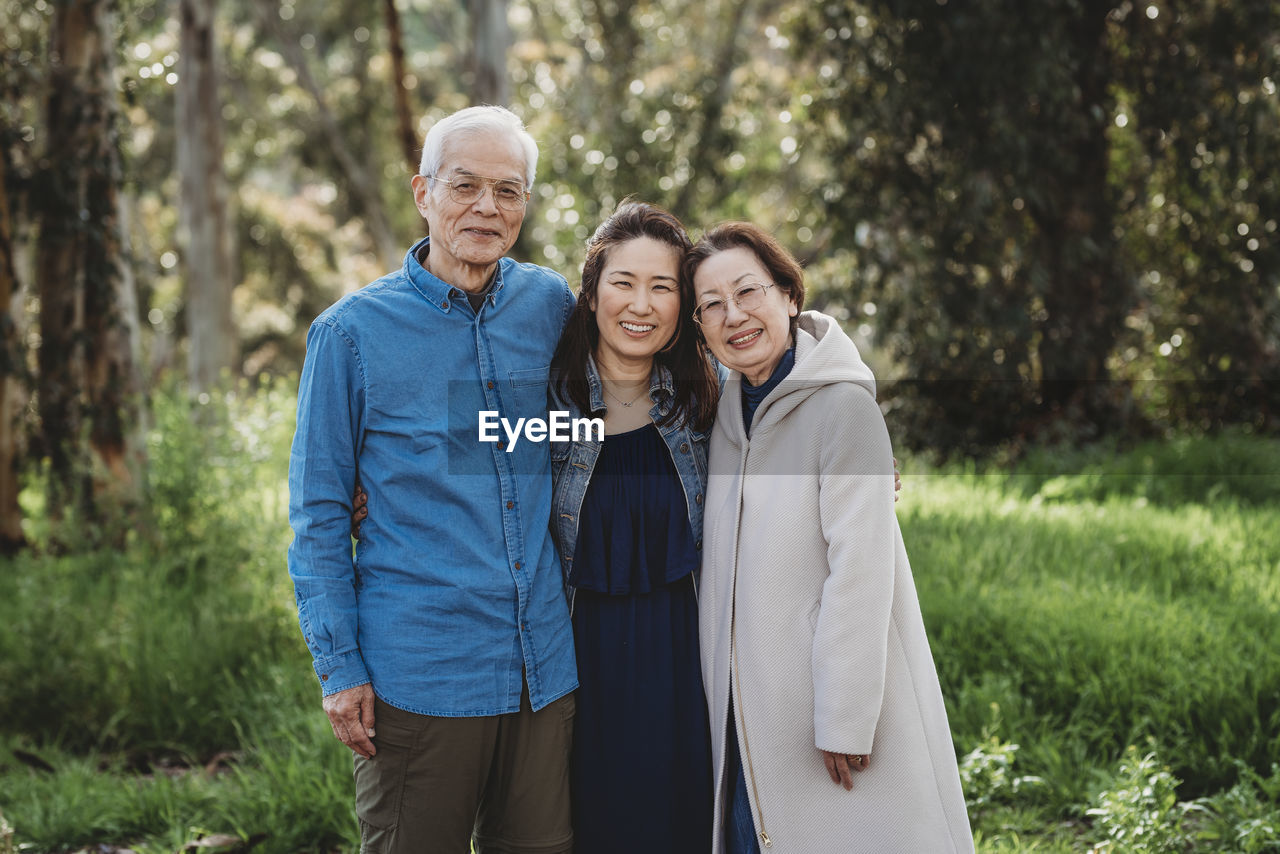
<box><xmin>508</xmin><ymin>366</ymin><xmax>551</xmax><ymax>418</ymax></box>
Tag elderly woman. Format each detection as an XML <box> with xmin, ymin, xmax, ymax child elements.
<box><xmin>685</xmin><ymin>223</ymin><xmax>974</xmax><ymax>853</ymax></box>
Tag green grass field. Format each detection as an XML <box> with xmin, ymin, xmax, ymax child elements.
<box><xmin>1</xmin><ymin>386</ymin><xmax>1277</xmax><ymax>852</ymax></box>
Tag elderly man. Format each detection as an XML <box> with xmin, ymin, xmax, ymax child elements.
<box><xmin>287</xmin><ymin>106</ymin><xmax>576</xmax><ymax>853</ymax></box>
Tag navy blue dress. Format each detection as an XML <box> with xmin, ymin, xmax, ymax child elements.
<box><xmin>569</xmin><ymin>423</ymin><xmax>713</xmax><ymax>854</ymax></box>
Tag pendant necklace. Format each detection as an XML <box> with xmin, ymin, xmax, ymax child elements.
<box><xmin>603</xmin><ymin>382</ymin><xmax>648</xmax><ymax>408</ymax></box>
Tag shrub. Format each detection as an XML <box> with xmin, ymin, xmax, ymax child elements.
<box><xmin>0</xmin><ymin>379</ymin><xmax>304</xmax><ymax>758</ymax></box>
<box><xmin>958</xmin><ymin>705</ymin><xmax>1044</xmax><ymax>812</ymax></box>
<box><xmin>1086</xmin><ymin>746</ymin><xmax>1193</xmax><ymax>853</ymax></box>
<box><xmin>1186</xmin><ymin>763</ymin><xmax>1280</xmax><ymax>853</ymax></box>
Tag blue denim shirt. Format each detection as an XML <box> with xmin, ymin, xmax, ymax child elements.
<box><xmin>287</xmin><ymin>237</ymin><xmax>578</xmax><ymax>715</ymax></box>
<box><xmin>549</xmin><ymin>355</ymin><xmax>715</xmax><ymax>596</ymax></box>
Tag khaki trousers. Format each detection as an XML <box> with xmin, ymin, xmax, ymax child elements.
<box><xmin>354</xmin><ymin>688</ymin><xmax>575</xmax><ymax>854</ymax></box>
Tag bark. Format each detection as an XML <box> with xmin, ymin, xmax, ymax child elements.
<box><xmin>468</xmin><ymin>0</ymin><xmax>510</xmax><ymax>106</ymax></box>
<box><xmin>383</xmin><ymin>0</ymin><xmax>420</xmax><ymax>173</ymax></box>
<box><xmin>256</xmin><ymin>0</ymin><xmax>402</xmax><ymax>270</ymax></box>
<box><xmin>178</xmin><ymin>0</ymin><xmax>236</xmax><ymax>393</ymax></box>
<box><xmin>36</xmin><ymin>0</ymin><xmax>145</xmax><ymax>527</ymax></box>
<box><xmin>0</xmin><ymin>145</ymin><xmax>24</xmax><ymax>553</ymax></box>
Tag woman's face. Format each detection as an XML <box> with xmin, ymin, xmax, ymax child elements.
<box><xmin>692</xmin><ymin>246</ymin><xmax>798</xmax><ymax>385</ymax></box>
<box><xmin>591</xmin><ymin>235</ymin><xmax>684</xmax><ymax>370</ymax></box>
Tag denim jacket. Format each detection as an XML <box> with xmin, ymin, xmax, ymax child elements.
<box><xmin>549</xmin><ymin>355</ymin><xmax>713</xmax><ymax>600</ymax></box>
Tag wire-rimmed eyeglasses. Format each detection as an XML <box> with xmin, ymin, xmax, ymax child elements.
<box><xmin>692</xmin><ymin>281</ymin><xmax>779</xmax><ymax>327</ymax></box>
<box><xmin>429</xmin><ymin>173</ymin><xmax>530</xmax><ymax>211</ymax></box>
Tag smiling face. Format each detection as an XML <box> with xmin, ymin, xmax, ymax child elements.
<box><xmin>692</xmin><ymin>246</ymin><xmax>799</xmax><ymax>385</ymax></box>
<box><xmin>590</xmin><ymin>236</ymin><xmax>684</xmax><ymax>373</ymax></box>
<box><xmin>411</xmin><ymin>131</ymin><xmax>527</xmax><ymax>290</ymax></box>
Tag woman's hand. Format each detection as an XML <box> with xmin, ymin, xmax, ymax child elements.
<box><xmin>351</xmin><ymin>485</ymin><xmax>368</xmax><ymax>539</ymax></box>
<box><xmin>893</xmin><ymin>457</ymin><xmax>902</xmax><ymax>502</ymax></box>
<box><xmin>821</xmin><ymin>750</ymin><xmax>870</xmax><ymax>790</ymax></box>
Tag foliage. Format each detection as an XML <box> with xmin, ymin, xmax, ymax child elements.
<box><xmin>1086</xmin><ymin>746</ymin><xmax>1192</xmax><ymax>852</ymax></box>
<box><xmin>2</xmin><ymin>419</ymin><xmax>1279</xmax><ymax>850</ymax></box>
<box><xmin>0</xmin><ymin>380</ymin><xmax>298</xmax><ymax>757</ymax></box>
<box><xmin>958</xmin><ymin>707</ymin><xmax>1044</xmax><ymax>812</ymax></box>
<box><xmin>912</xmin><ymin>470</ymin><xmax>1280</xmax><ymax>806</ymax></box>
<box><xmin>792</xmin><ymin>1</ymin><xmax>1280</xmax><ymax>454</ymax></box>
<box><xmin>1005</xmin><ymin>429</ymin><xmax>1280</xmax><ymax>506</ymax></box>
<box><xmin>0</xmin><ymin>711</ymin><xmax>358</xmax><ymax>854</ymax></box>
<box><xmin>5</xmin><ymin>0</ymin><xmax>1278</xmax><ymax>470</ymax></box>
<box><xmin>1111</xmin><ymin>1</ymin><xmax>1280</xmax><ymax>434</ymax></box>
<box><xmin>1186</xmin><ymin>763</ymin><xmax>1280</xmax><ymax>853</ymax></box>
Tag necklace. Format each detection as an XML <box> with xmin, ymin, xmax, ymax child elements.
<box><xmin>603</xmin><ymin>382</ymin><xmax>649</xmax><ymax>408</ymax></box>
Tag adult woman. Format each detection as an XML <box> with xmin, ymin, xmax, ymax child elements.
<box><xmin>548</xmin><ymin>201</ymin><xmax>720</xmax><ymax>853</ymax></box>
<box><xmin>685</xmin><ymin>223</ymin><xmax>973</xmax><ymax>853</ymax></box>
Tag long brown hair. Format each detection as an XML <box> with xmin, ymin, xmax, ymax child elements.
<box><xmin>551</xmin><ymin>200</ymin><xmax>718</xmax><ymax>432</ymax></box>
<box><xmin>682</xmin><ymin>221</ymin><xmax>807</xmax><ymax>339</ymax></box>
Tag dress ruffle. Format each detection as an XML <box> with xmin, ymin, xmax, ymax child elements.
<box><xmin>568</xmin><ymin>423</ymin><xmax>701</xmax><ymax>594</ymax></box>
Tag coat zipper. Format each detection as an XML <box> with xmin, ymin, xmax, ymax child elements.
<box><xmin>728</xmin><ymin>430</ymin><xmax>771</xmax><ymax>848</ymax></box>
<box><xmin>730</xmin><ymin>626</ymin><xmax>772</xmax><ymax>848</ymax></box>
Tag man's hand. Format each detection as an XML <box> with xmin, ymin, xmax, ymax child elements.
<box><xmin>323</xmin><ymin>683</ymin><xmax>377</xmax><ymax>758</ymax></box>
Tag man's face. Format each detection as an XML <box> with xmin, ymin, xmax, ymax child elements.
<box><xmin>412</xmin><ymin>133</ymin><xmax>528</xmax><ymax>285</ymax></box>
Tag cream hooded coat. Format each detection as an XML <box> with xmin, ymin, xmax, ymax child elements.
<box><xmin>699</xmin><ymin>311</ymin><xmax>973</xmax><ymax>853</ymax></box>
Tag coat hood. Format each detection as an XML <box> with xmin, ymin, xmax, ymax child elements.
<box><xmin>717</xmin><ymin>310</ymin><xmax>877</xmax><ymax>447</ymax></box>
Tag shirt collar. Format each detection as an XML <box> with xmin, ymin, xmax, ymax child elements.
<box><xmin>403</xmin><ymin>237</ymin><xmax>507</xmax><ymax>313</ymax></box>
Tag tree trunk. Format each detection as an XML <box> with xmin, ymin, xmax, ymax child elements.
<box><xmin>0</xmin><ymin>145</ymin><xmax>25</xmax><ymax>553</ymax></box>
<box><xmin>36</xmin><ymin>0</ymin><xmax>145</xmax><ymax>529</ymax></box>
<box><xmin>1035</xmin><ymin>2</ymin><xmax>1128</xmax><ymax>430</ymax></box>
<box><xmin>468</xmin><ymin>0</ymin><xmax>509</xmax><ymax>106</ymax></box>
<box><xmin>383</xmin><ymin>0</ymin><xmax>420</xmax><ymax>173</ymax></box>
<box><xmin>255</xmin><ymin>0</ymin><xmax>402</xmax><ymax>270</ymax></box>
<box><xmin>178</xmin><ymin>0</ymin><xmax>236</xmax><ymax>393</ymax></box>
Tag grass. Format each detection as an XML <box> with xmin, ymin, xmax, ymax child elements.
<box><xmin>0</xmin><ymin>388</ymin><xmax>1277</xmax><ymax>851</ymax></box>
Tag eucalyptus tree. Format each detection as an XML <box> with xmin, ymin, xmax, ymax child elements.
<box><xmin>178</xmin><ymin>0</ymin><xmax>235</xmax><ymax>394</ymax></box>
<box><xmin>36</xmin><ymin>0</ymin><xmax>145</xmax><ymax>528</ymax></box>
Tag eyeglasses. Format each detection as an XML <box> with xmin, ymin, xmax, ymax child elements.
<box><xmin>692</xmin><ymin>281</ymin><xmax>779</xmax><ymax>327</ymax></box>
<box><xmin>429</xmin><ymin>173</ymin><xmax>530</xmax><ymax>211</ymax></box>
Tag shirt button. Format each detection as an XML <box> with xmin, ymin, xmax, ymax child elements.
<box><xmin>506</xmin><ymin>501</ymin><xmax>514</xmax><ymax>510</ymax></box>
<box><xmin>498</xmin><ymin>441</ymin><xmax>505</xmax><ymax>450</ymax></box>
<box><xmin>695</xmin><ymin>539</ymin><xmax>702</xmax><ymax>550</ymax></box>
<box><xmin>488</xmin><ymin>381</ymin><xmax>495</xmax><ymax>389</ymax></box>
<box><xmin>514</xmin><ymin>561</ymin><xmax>522</xmax><ymax>570</ymax></box>
<box><xmin>680</xmin><ymin>443</ymin><xmax>690</xmax><ymax>453</ymax></box>
<box><xmin>695</xmin><ymin>493</ymin><xmax>703</xmax><ymax>504</ymax></box>
<box><xmin>442</xmin><ymin>300</ymin><xmax>449</xmax><ymax>309</ymax></box>
<box><xmin>320</xmin><ymin>674</ymin><xmax>329</xmax><ymax>682</ymax></box>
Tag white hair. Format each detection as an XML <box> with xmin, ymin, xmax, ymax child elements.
<box><xmin>417</xmin><ymin>105</ymin><xmax>539</xmax><ymax>189</ymax></box>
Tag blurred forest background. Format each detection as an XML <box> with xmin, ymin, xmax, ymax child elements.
<box><xmin>1</xmin><ymin>0</ymin><xmax>1277</xmax><ymax>545</ymax></box>
<box><xmin>0</xmin><ymin>0</ymin><xmax>1278</xmax><ymax>851</ymax></box>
